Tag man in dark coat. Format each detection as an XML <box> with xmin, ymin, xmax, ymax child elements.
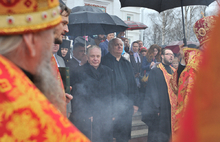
<box><xmin>130</xmin><ymin>41</ymin><xmax>143</xmax><ymax>86</ymax></box>
<box><xmin>66</xmin><ymin>43</ymin><xmax>87</xmax><ymax>73</ymax></box>
<box><xmin>101</xmin><ymin>38</ymin><xmax>139</xmax><ymax>142</ymax></box>
<box><xmin>142</xmin><ymin>48</ymin><xmax>175</xmax><ymax>142</ymax></box>
<box><xmin>130</xmin><ymin>41</ymin><xmax>145</xmax><ymax>111</ymax></box>
<box><xmin>69</xmin><ymin>45</ymin><xmax>114</xmax><ymax>142</ymax></box>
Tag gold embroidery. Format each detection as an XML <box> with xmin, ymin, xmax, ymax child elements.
<box><xmin>0</xmin><ymin>134</ymin><xmax>14</xmax><ymax>142</ymax></box>
<box><xmin>172</xmin><ymin>48</ymin><xmax>202</xmax><ymax>133</ymax></box>
<box><xmin>0</xmin><ymin>79</ymin><xmax>12</xmax><ymax>93</ymax></box>
<box><xmin>6</xmin><ymin>110</ymin><xmax>39</xmax><ymax>140</ymax></box>
<box><xmin>158</xmin><ymin>63</ymin><xmax>177</xmax><ymax>137</ymax></box>
<box><xmin>60</xmin><ymin>116</ymin><xmax>72</xmax><ymax>128</ymax></box>
<box><xmin>0</xmin><ymin>55</ymin><xmax>90</xmax><ymax>142</ymax></box>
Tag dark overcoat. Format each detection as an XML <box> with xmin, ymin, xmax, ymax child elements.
<box><xmin>129</xmin><ymin>53</ymin><xmax>143</xmax><ymax>76</ymax></box>
<box><xmin>66</xmin><ymin>58</ymin><xmax>80</xmax><ymax>73</ymax></box>
<box><xmin>69</xmin><ymin>62</ymin><xmax>114</xmax><ymax>142</ymax></box>
<box><xmin>101</xmin><ymin>53</ymin><xmax>139</xmax><ymax>141</ymax></box>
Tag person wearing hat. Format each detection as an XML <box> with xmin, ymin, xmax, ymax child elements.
<box><xmin>0</xmin><ymin>1</ymin><xmax>89</xmax><ymax>141</ymax></box>
<box><xmin>170</xmin><ymin>15</ymin><xmax>217</xmax><ymax>136</ymax></box>
<box><xmin>57</xmin><ymin>39</ymin><xmax>71</xmax><ymax>64</ymax></box>
<box><xmin>173</xmin><ymin>11</ymin><xmax>220</xmax><ymax>142</ymax></box>
<box><xmin>139</xmin><ymin>47</ymin><xmax>147</xmax><ymax>57</ymax></box>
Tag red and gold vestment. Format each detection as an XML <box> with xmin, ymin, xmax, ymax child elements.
<box><xmin>0</xmin><ymin>55</ymin><xmax>90</xmax><ymax>142</ymax></box>
<box><xmin>174</xmin><ymin>12</ymin><xmax>220</xmax><ymax>142</ymax></box>
<box><xmin>158</xmin><ymin>63</ymin><xmax>176</xmax><ymax>138</ymax></box>
<box><xmin>170</xmin><ymin>48</ymin><xmax>202</xmax><ymax>133</ymax></box>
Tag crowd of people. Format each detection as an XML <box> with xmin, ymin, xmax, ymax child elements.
<box><xmin>0</xmin><ymin>0</ymin><xmax>219</xmax><ymax>142</ymax></box>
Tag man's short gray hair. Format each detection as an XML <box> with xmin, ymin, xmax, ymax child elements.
<box><xmin>108</xmin><ymin>38</ymin><xmax>124</xmax><ymax>53</ymax></box>
<box><xmin>0</xmin><ymin>35</ymin><xmax>22</xmax><ymax>55</ymax></box>
<box><xmin>86</xmin><ymin>45</ymin><xmax>101</xmax><ymax>55</ymax></box>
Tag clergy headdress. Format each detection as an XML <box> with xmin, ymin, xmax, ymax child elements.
<box><xmin>193</xmin><ymin>14</ymin><xmax>216</xmax><ymax>45</ymax></box>
<box><xmin>0</xmin><ymin>0</ymin><xmax>61</xmax><ymax>35</ymax></box>
<box><xmin>60</xmin><ymin>39</ymin><xmax>71</xmax><ymax>49</ymax></box>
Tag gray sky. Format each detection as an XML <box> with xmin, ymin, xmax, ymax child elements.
<box><xmin>143</xmin><ymin>1</ymin><xmax>219</xmax><ymax>27</ymax></box>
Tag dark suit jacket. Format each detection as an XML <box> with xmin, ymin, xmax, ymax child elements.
<box><xmin>129</xmin><ymin>53</ymin><xmax>143</xmax><ymax>76</ymax></box>
<box><xmin>66</xmin><ymin>57</ymin><xmax>80</xmax><ymax>73</ymax></box>
<box><xmin>99</xmin><ymin>40</ymin><xmax>109</xmax><ymax>57</ymax></box>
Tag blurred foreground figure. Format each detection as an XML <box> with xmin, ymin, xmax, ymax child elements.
<box><xmin>51</xmin><ymin>2</ymin><xmax>72</xmax><ymax>118</ymax></box>
<box><xmin>69</xmin><ymin>45</ymin><xmax>114</xmax><ymax>142</ymax></box>
<box><xmin>142</xmin><ymin>48</ymin><xmax>176</xmax><ymax>142</ymax></box>
<box><xmin>0</xmin><ymin>1</ymin><xmax>89</xmax><ymax>141</ymax></box>
<box><xmin>173</xmin><ymin>13</ymin><xmax>220</xmax><ymax>142</ymax></box>
<box><xmin>170</xmin><ymin>15</ymin><xmax>216</xmax><ymax>136</ymax></box>
<box><xmin>101</xmin><ymin>38</ymin><xmax>139</xmax><ymax>142</ymax></box>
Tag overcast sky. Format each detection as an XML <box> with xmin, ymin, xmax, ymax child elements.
<box><xmin>142</xmin><ymin>1</ymin><xmax>219</xmax><ymax>27</ymax></box>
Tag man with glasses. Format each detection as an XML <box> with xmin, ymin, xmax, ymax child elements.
<box><xmin>142</xmin><ymin>48</ymin><xmax>176</xmax><ymax>142</ymax></box>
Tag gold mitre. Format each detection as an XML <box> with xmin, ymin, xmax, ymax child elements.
<box><xmin>193</xmin><ymin>12</ymin><xmax>217</xmax><ymax>45</ymax></box>
<box><xmin>0</xmin><ymin>0</ymin><xmax>62</xmax><ymax>35</ymax></box>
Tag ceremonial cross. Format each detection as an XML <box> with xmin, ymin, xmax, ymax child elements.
<box><xmin>201</xmin><ymin>12</ymin><xmax>205</xmax><ymax>18</ymax></box>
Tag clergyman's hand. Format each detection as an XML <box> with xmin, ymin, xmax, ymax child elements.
<box><xmin>65</xmin><ymin>93</ymin><xmax>73</xmax><ymax>104</ymax></box>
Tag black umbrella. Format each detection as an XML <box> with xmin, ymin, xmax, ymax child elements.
<box><xmin>119</xmin><ymin>0</ymin><xmax>215</xmax><ymax>45</ymax></box>
<box><xmin>71</xmin><ymin>5</ymin><xmax>104</xmax><ymax>13</ymax></box>
<box><xmin>59</xmin><ymin>0</ymin><xmax>65</xmax><ymax>5</ymax></box>
<box><xmin>66</xmin><ymin>6</ymin><xmax>128</xmax><ymax>37</ymax></box>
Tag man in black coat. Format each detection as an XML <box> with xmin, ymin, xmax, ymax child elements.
<box><xmin>101</xmin><ymin>38</ymin><xmax>139</xmax><ymax>142</ymax></box>
<box><xmin>66</xmin><ymin>43</ymin><xmax>87</xmax><ymax>73</ymax></box>
<box><xmin>69</xmin><ymin>45</ymin><xmax>114</xmax><ymax>142</ymax></box>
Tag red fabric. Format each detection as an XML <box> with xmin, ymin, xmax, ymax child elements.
<box><xmin>0</xmin><ymin>55</ymin><xmax>90</xmax><ymax>142</ymax></box>
<box><xmin>174</xmin><ymin>13</ymin><xmax>220</xmax><ymax>142</ymax></box>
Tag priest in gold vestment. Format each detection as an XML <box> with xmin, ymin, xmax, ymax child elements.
<box><xmin>0</xmin><ymin>0</ymin><xmax>90</xmax><ymax>141</ymax></box>
<box><xmin>174</xmin><ymin>11</ymin><xmax>220</xmax><ymax>142</ymax></box>
<box><xmin>170</xmin><ymin>15</ymin><xmax>217</xmax><ymax>137</ymax></box>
